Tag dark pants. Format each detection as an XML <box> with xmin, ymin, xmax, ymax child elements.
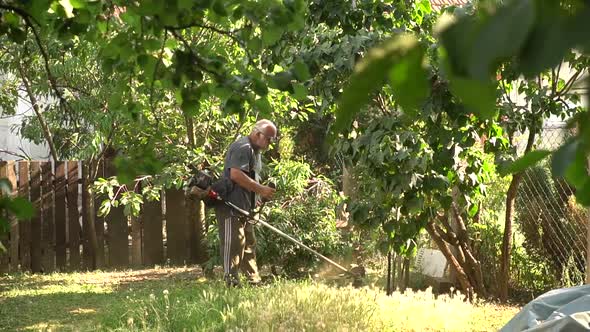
<box><xmin>215</xmin><ymin>205</ymin><xmax>260</xmax><ymax>285</ymax></box>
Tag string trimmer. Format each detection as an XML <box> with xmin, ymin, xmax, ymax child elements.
<box><xmin>188</xmin><ymin>170</ymin><xmax>365</xmax><ymax>285</ymax></box>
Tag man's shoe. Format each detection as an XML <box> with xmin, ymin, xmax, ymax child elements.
<box><xmin>247</xmin><ymin>279</ymin><xmax>262</xmax><ymax>287</ymax></box>
<box><xmin>225</xmin><ymin>275</ymin><xmax>241</xmax><ymax>288</ymax></box>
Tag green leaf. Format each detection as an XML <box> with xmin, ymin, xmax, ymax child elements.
<box><xmin>136</xmin><ymin>0</ymin><xmax>165</xmax><ymax>15</ymax></box>
<box><xmin>222</xmin><ymin>97</ymin><xmax>242</xmax><ymax>114</ymax></box>
<box><xmin>269</xmin><ymin>72</ymin><xmax>293</xmax><ymax>91</ymax></box>
<box><xmin>467</xmin><ymin>203</ymin><xmax>479</xmax><ymax>218</ymax></box>
<box><xmin>569</xmin><ymin>7</ymin><xmax>590</xmax><ymax>54</ymax></box>
<box><xmin>3</xmin><ymin>13</ymin><xmax>20</xmax><ymax>26</ymax></box>
<box><xmin>262</xmin><ymin>27</ymin><xmax>283</xmax><ymax>47</ymax></box>
<box><xmin>388</xmin><ymin>46</ymin><xmax>429</xmax><ymax>114</ymax></box>
<box><xmin>333</xmin><ymin>35</ymin><xmax>424</xmax><ymax>134</ymax></box>
<box><xmin>178</xmin><ymin>0</ymin><xmax>193</xmax><ymax>9</ymax></box>
<box><xmin>59</xmin><ymin>0</ymin><xmax>75</xmax><ymax>18</ymax></box>
<box><xmin>8</xmin><ymin>27</ymin><xmax>27</xmax><ymax>44</ymax></box>
<box><xmin>181</xmin><ymin>99</ymin><xmax>199</xmax><ymax>116</ymax></box>
<box><xmin>292</xmin><ymin>83</ymin><xmax>307</xmax><ymax>101</ymax></box>
<box><xmin>0</xmin><ymin>214</ymin><xmax>9</xmax><ymax>233</ymax></box>
<box><xmin>499</xmin><ymin>150</ymin><xmax>551</xmax><ymax>176</ymax></box>
<box><xmin>247</xmin><ymin>38</ymin><xmax>262</xmax><ymax>53</ymax></box>
<box><xmin>405</xmin><ymin>197</ymin><xmax>423</xmax><ymax>214</ymax></box>
<box><xmin>551</xmin><ymin>138</ymin><xmax>579</xmax><ymax>178</ymax></box>
<box><xmin>98</xmin><ymin>200</ymin><xmax>111</xmax><ymax>217</ymax></box>
<box><xmin>0</xmin><ymin>178</ymin><xmax>12</xmax><ymax>195</ymax></box>
<box><xmin>517</xmin><ymin>2</ymin><xmax>570</xmax><ymax>76</ymax></box>
<box><xmin>449</xmin><ymin>77</ymin><xmax>497</xmax><ymax>119</ymax></box>
<box><xmin>123</xmin><ymin>204</ymin><xmax>131</xmax><ymax>216</ymax></box>
<box><xmin>7</xmin><ymin>197</ymin><xmax>35</xmax><ymax>220</ymax></box>
<box><xmin>70</xmin><ymin>0</ymin><xmax>86</xmax><ymax>8</ymax></box>
<box><xmin>378</xmin><ymin>240</ymin><xmax>391</xmax><ymax>255</ymax></box>
<box><xmin>467</xmin><ymin>0</ymin><xmax>535</xmax><ymax>80</ymax></box>
<box><xmin>292</xmin><ymin>61</ymin><xmax>311</xmax><ymax>81</ymax></box>
<box><xmin>253</xmin><ymin>97</ymin><xmax>272</xmax><ymax>118</ymax></box>
<box><xmin>212</xmin><ymin>0</ymin><xmax>228</xmax><ymax>16</ymax></box>
<box><xmin>564</xmin><ymin>150</ymin><xmax>589</xmax><ymax>189</ymax></box>
<box><xmin>252</xmin><ymin>78</ymin><xmax>268</xmax><ymax>96</ymax></box>
<box><xmin>575</xmin><ymin>181</ymin><xmax>590</xmax><ymax>207</ymax></box>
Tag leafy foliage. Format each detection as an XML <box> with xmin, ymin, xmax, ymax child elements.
<box><xmin>333</xmin><ymin>0</ymin><xmax>590</xmax><ymax>207</ymax></box>
<box><xmin>516</xmin><ymin>163</ymin><xmax>586</xmax><ymax>287</ymax></box>
<box><xmin>258</xmin><ymin>172</ymin><xmax>345</xmax><ymax>275</ymax></box>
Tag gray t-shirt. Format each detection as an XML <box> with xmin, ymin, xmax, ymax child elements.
<box><xmin>222</xmin><ymin>135</ymin><xmax>261</xmax><ymax>212</ymax></box>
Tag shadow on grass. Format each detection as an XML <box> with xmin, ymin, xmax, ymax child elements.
<box><xmin>1</xmin><ymin>291</ymin><xmax>116</xmax><ymax>331</ymax></box>
<box><xmin>0</xmin><ymin>268</ymin><xmax>209</xmax><ymax>331</ymax></box>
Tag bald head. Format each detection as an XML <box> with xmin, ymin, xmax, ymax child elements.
<box><xmin>249</xmin><ymin>119</ymin><xmax>277</xmax><ymax>151</ymax></box>
<box><xmin>251</xmin><ymin>119</ymin><xmax>276</xmax><ymax>135</ymax></box>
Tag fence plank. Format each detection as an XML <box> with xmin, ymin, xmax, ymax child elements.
<box><xmin>142</xmin><ymin>198</ymin><xmax>163</xmax><ymax>266</ymax></box>
<box><xmin>186</xmin><ymin>199</ymin><xmax>207</xmax><ymax>264</ymax></box>
<box><xmin>165</xmin><ymin>189</ymin><xmax>187</xmax><ymax>265</ymax></box>
<box><xmin>194</xmin><ymin>200</ymin><xmax>208</xmax><ymax>264</ymax></box>
<box><xmin>18</xmin><ymin>161</ymin><xmax>31</xmax><ymax>272</ymax></box>
<box><xmin>0</xmin><ymin>162</ymin><xmax>9</xmax><ymax>273</ymax></box>
<box><xmin>81</xmin><ymin>162</ymin><xmax>94</xmax><ymax>270</ymax></box>
<box><xmin>41</xmin><ymin>162</ymin><xmax>55</xmax><ymax>273</ymax></box>
<box><xmin>105</xmin><ymin>160</ymin><xmax>128</xmax><ymax>268</ymax></box>
<box><xmin>94</xmin><ymin>162</ymin><xmax>105</xmax><ymax>269</ymax></box>
<box><xmin>54</xmin><ymin>162</ymin><xmax>67</xmax><ymax>270</ymax></box>
<box><xmin>6</xmin><ymin>162</ymin><xmax>18</xmax><ymax>272</ymax></box>
<box><xmin>30</xmin><ymin>162</ymin><xmax>42</xmax><ymax>273</ymax></box>
<box><xmin>67</xmin><ymin>161</ymin><xmax>80</xmax><ymax>270</ymax></box>
<box><xmin>187</xmin><ymin>198</ymin><xmax>198</xmax><ymax>264</ymax></box>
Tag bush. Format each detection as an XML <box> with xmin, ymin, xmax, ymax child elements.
<box><xmin>516</xmin><ymin>163</ymin><xmax>586</xmax><ymax>289</ymax></box>
<box><xmin>257</xmin><ymin>160</ymin><xmax>348</xmax><ymax>275</ymax></box>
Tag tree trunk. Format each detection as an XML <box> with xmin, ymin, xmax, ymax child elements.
<box><xmin>402</xmin><ymin>257</ymin><xmax>410</xmax><ymax>292</ymax></box>
<box><xmin>17</xmin><ymin>63</ymin><xmax>59</xmax><ymax>162</ymax></box>
<box><xmin>83</xmin><ymin>164</ymin><xmax>99</xmax><ymax>270</ymax></box>
<box><xmin>396</xmin><ymin>255</ymin><xmax>403</xmax><ymax>289</ymax></box>
<box><xmin>451</xmin><ymin>204</ymin><xmax>487</xmax><ymax>297</ymax></box>
<box><xmin>498</xmin><ymin>126</ymin><xmax>536</xmax><ymax>301</ymax></box>
<box><xmin>498</xmin><ymin>174</ymin><xmax>522</xmax><ymax>300</ymax></box>
<box><xmin>387</xmin><ymin>251</ymin><xmax>393</xmax><ymax>295</ymax></box>
<box><xmin>426</xmin><ymin>222</ymin><xmax>474</xmax><ymax>300</ymax></box>
<box><xmin>131</xmin><ymin>214</ymin><xmax>143</xmax><ymax>267</ymax></box>
<box><xmin>196</xmin><ymin>200</ymin><xmax>207</xmax><ymax>262</ymax></box>
<box><xmin>183</xmin><ymin>115</ymin><xmax>207</xmax><ymax>263</ymax></box>
<box><xmin>185</xmin><ymin>115</ymin><xmax>195</xmax><ymax>148</ymax></box>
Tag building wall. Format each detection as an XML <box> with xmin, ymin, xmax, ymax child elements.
<box><xmin>0</xmin><ymin>92</ymin><xmax>50</xmax><ymax>161</ymax></box>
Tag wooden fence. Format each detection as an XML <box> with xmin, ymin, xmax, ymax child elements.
<box><xmin>0</xmin><ymin>160</ymin><xmax>207</xmax><ymax>274</ymax></box>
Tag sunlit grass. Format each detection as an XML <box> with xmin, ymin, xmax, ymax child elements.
<box><xmin>0</xmin><ymin>267</ymin><xmax>519</xmax><ymax>331</ymax></box>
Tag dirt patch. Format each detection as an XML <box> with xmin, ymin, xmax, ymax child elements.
<box><xmin>79</xmin><ymin>266</ymin><xmax>203</xmax><ymax>287</ymax></box>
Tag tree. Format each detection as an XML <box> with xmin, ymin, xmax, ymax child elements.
<box><xmin>496</xmin><ymin>51</ymin><xmax>587</xmax><ymax>300</ymax></box>
<box><xmin>0</xmin><ymin>0</ymin><xmax>310</xmax><ymax>265</ymax></box>
<box><xmin>332</xmin><ymin>0</ymin><xmax>590</xmax><ymax>299</ymax></box>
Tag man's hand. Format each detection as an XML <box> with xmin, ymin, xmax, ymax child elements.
<box><xmin>189</xmin><ymin>186</ymin><xmax>209</xmax><ymax>199</ymax></box>
<box><xmin>259</xmin><ymin>185</ymin><xmax>276</xmax><ymax>200</ymax></box>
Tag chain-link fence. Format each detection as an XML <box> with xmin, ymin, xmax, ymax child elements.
<box><xmin>516</xmin><ymin>123</ymin><xmax>589</xmax><ymax>288</ymax></box>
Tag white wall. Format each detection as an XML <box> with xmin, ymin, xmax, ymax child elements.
<box><xmin>0</xmin><ymin>91</ymin><xmax>50</xmax><ymax>161</ymax></box>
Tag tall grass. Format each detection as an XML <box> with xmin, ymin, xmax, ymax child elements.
<box><xmin>0</xmin><ymin>268</ymin><xmax>518</xmax><ymax>331</ymax></box>
<box><xmin>110</xmin><ymin>281</ymin><xmax>514</xmax><ymax>331</ymax></box>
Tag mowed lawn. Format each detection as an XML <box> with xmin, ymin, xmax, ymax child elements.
<box><xmin>0</xmin><ymin>267</ymin><xmax>519</xmax><ymax>331</ymax></box>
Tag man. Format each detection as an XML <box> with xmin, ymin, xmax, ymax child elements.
<box><xmin>215</xmin><ymin>119</ymin><xmax>277</xmax><ymax>287</ymax></box>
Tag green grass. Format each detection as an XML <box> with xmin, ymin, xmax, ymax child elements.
<box><xmin>0</xmin><ymin>267</ymin><xmax>519</xmax><ymax>331</ymax></box>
